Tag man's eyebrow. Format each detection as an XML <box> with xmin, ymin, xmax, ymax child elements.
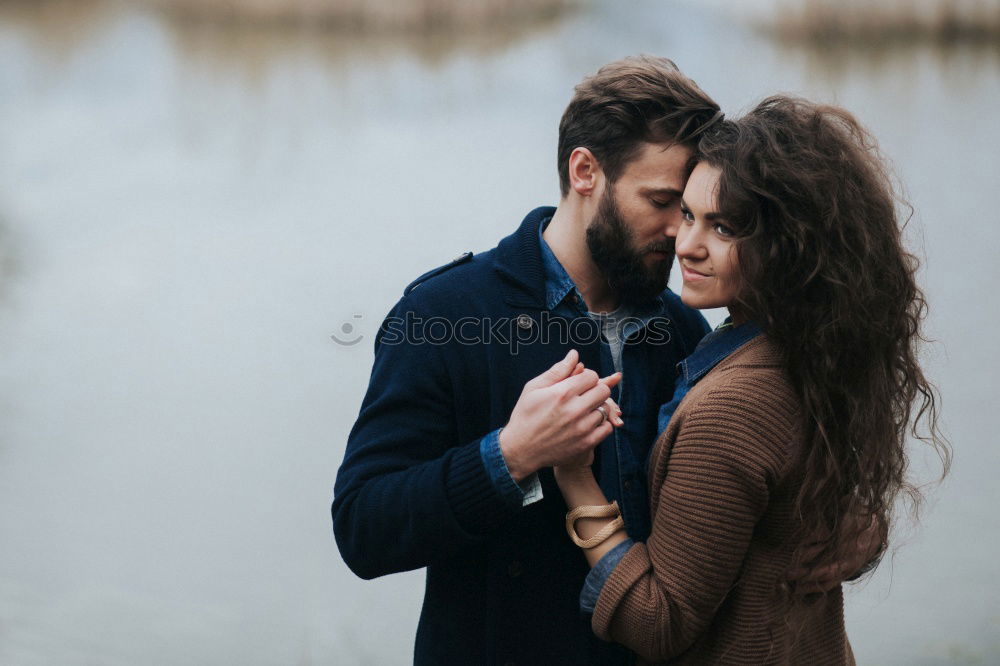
<box><xmin>642</xmin><ymin>186</ymin><xmax>684</xmax><ymax>197</ymax></box>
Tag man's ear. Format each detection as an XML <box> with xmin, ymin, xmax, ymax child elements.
<box><xmin>567</xmin><ymin>147</ymin><xmax>603</xmax><ymax>197</ymax></box>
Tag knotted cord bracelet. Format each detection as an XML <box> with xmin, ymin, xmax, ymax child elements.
<box><xmin>565</xmin><ymin>500</ymin><xmax>625</xmax><ymax>549</ymax></box>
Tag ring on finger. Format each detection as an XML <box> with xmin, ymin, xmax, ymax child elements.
<box><xmin>595</xmin><ymin>405</ymin><xmax>608</xmax><ymax>422</ymax></box>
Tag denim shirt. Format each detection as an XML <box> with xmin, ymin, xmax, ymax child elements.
<box><xmin>479</xmin><ymin>215</ymin><xmax>690</xmax><ymax>543</ymax></box>
<box><xmin>579</xmin><ymin>317</ymin><xmax>762</xmax><ymax>613</ymax></box>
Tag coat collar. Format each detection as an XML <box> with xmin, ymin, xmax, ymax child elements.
<box><xmin>493</xmin><ymin>206</ymin><xmax>554</xmax><ymax>308</ymax></box>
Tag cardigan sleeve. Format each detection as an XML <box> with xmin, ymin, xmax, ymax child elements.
<box><xmin>331</xmin><ymin>294</ymin><xmax>522</xmax><ymax>580</ymax></box>
<box><xmin>591</xmin><ymin>380</ymin><xmax>797</xmax><ymax>662</ymax></box>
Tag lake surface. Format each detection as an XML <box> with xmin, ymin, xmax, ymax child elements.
<box><xmin>1</xmin><ymin>0</ymin><xmax>998</xmax><ymax>663</ymax></box>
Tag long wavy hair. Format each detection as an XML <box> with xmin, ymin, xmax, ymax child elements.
<box><xmin>696</xmin><ymin>96</ymin><xmax>950</xmax><ymax>585</ymax></box>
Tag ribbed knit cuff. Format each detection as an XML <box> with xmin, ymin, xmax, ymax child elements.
<box><xmin>446</xmin><ymin>438</ymin><xmax>521</xmax><ymax>536</ymax></box>
<box><xmin>591</xmin><ymin>541</ymin><xmax>654</xmax><ymax>643</ymax></box>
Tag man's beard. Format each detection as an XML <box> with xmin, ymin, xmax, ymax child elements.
<box><xmin>586</xmin><ymin>186</ymin><xmax>674</xmax><ymax>308</ymax></box>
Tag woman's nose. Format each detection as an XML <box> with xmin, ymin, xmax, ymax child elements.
<box><xmin>676</xmin><ymin>226</ymin><xmax>707</xmax><ymax>260</ymax></box>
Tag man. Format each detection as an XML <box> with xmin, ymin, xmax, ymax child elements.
<box><xmin>333</xmin><ymin>55</ymin><xmax>715</xmax><ymax>665</ymax></box>
<box><xmin>332</xmin><ymin>56</ymin><xmax>866</xmax><ymax>664</ymax></box>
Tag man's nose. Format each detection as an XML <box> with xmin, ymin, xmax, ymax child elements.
<box><xmin>664</xmin><ymin>210</ymin><xmax>682</xmax><ymax>238</ymax></box>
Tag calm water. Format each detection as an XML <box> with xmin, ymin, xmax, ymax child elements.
<box><xmin>1</xmin><ymin>1</ymin><xmax>998</xmax><ymax>663</ymax></box>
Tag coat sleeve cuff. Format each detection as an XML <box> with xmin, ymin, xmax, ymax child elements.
<box><xmin>479</xmin><ymin>429</ymin><xmax>544</xmax><ymax>507</ymax></box>
<box><xmin>445</xmin><ymin>436</ymin><xmax>523</xmax><ymax>535</ymax></box>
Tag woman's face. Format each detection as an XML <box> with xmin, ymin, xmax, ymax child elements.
<box><xmin>676</xmin><ymin>163</ymin><xmax>742</xmax><ymax>314</ymax></box>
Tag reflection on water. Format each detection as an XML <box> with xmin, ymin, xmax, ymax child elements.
<box><xmin>159</xmin><ymin>8</ymin><xmax>572</xmax><ymax>73</ymax></box>
<box><xmin>0</xmin><ymin>1</ymin><xmax>997</xmax><ymax>664</ymax></box>
<box><xmin>0</xmin><ymin>0</ymin><xmax>113</xmax><ymax>57</ymax></box>
<box><xmin>0</xmin><ymin>0</ymin><xmax>574</xmax><ymax>72</ymax></box>
<box><xmin>764</xmin><ymin>0</ymin><xmax>1000</xmax><ymax>44</ymax></box>
<box><xmin>148</xmin><ymin>0</ymin><xmax>574</xmax><ymax>31</ymax></box>
<box><xmin>773</xmin><ymin>34</ymin><xmax>1000</xmax><ymax>82</ymax></box>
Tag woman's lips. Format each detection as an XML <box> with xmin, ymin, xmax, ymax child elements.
<box><xmin>681</xmin><ymin>265</ymin><xmax>711</xmax><ymax>281</ymax></box>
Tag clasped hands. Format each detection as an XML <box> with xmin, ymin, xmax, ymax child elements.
<box><xmin>498</xmin><ymin>349</ymin><xmax>622</xmax><ymax>483</ymax></box>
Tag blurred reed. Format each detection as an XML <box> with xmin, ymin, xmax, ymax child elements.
<box><xmin>143</xmin><ymin>0</ymin><xmax>575</xmax><ymax>29</ymax></box>
<box><xmin>768</xmin><ymin>0</ymin><xmax>1000</xmax><ymax>42</ymax></box>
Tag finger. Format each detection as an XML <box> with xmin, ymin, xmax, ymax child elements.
<box><xmin>553</xmin><ymin>368</ymin><xmax>601</xmax><ymax>397</ymax></box>
<box><xmin>605</xmin><ymin>398</ymin><xmax>624</xmax><ymax>426</ymax></box>
<box><xmin>605</xmin><ymin>397</ymin><xmax>622</xmax><ymax>416</ymax></box>
<box><xmin>569</xmin><ymin>381</ymin><xmax>613</xmax><ymax>416</ymax></box>
<box><xmin>599</xmin><ymin>372</ymin><xmax>623</xmax><ymax>390</ymax></box>
<box><xmin>571</xmin><ymin>362</ymin><xmax>585</xmax><ymax>376</ymax></box>
<box><xmin>525</xmin><ymin>349</ymin><xmax>579</xmax><ymax>390</ymax></box>
<box><xmin>584</xmin><ymin>419</ymin><xmax>615</xmax><ymax>446</ymax></box>
<box><xmin>578</xmin><ymin>405</ymin><xmax>608</xmax><ymax>432</ymax></box>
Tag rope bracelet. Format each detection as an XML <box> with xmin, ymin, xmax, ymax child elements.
<box><xmin>565</xmin><ymin>500</ymin><xmax>625</xmax><ymax>549</ymax></box>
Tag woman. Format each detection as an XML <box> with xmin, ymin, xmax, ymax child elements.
<box><xmin>554</xmin><ymin>96</ymin><xmax>949</xmax><ymax>664</ymax></box>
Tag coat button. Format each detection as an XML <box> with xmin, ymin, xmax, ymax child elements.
<box><xmin>516</xmin><ymin>315</ymin><xmax>532</xmax><ymax>330</ymax></box>
<box><xmin>507</xmin><ymin>560</ymin><xmax>523</xmax><ymax>578</ymax></box>
<box><xmin>624</xmin><ymin>480</ymin><xmax>632</xmax><ymax>491</ymax></box>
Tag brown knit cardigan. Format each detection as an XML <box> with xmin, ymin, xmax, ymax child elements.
<box><xmin>592</xmin><ymin>336</ymin><xmax>854</xmax><ymax>665</ymax></box>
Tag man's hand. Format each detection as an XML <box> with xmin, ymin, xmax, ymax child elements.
<box><xmin>788</xmin><ymin>512</ymin><xmax>887</xmax><ymax>594</ymax></box>
<box><xmin>557</xmin><ymin>360</ymin><xmax>623</xmax><ymax>468</ymax></box>
<box><xmin>499</xmin><ymin>350</ymin><xmax>622</xmax><ymax>481</ymax></box>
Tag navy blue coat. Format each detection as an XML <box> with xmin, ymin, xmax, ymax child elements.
<box><xmin>332</xmin><ymin>207</ymin><xmax>709</xmax><ymax>665</ymax></box>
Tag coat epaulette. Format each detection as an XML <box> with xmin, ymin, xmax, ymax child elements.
<box><xmin>403</xmin><ymin>251</ymin><xmax>473</xmax><ymax>295</ymax></box>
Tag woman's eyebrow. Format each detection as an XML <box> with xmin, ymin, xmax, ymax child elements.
<box><xmin>680</xmin><ymin>198</ymin><xmax>724</xmax><ymax>220</ymax></box>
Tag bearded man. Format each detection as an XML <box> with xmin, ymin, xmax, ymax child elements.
<box><xmin>332</xmin><ymin>56</ymin><xmax>717</xmax><ymax>665</ymax></box>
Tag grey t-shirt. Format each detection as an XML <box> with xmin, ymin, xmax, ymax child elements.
<box><xmin>588</xmin><ymin>307</ymin><xmax>630</xmax><ymax>373</ymax></box>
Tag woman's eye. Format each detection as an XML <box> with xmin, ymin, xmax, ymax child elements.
<box><xmin>680</xmin><ymin>207</ymin><xmax>694</xmax><ymax>222</ymax></box>
<box><xmin>713</xmin><ymin>223</ymin><xmax>734</xmax><ymax>237</ymax></box>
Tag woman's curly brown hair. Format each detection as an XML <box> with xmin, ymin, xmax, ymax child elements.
<box><xmin>696</xmin><ymin>96</ymin><xmax>950</xmax><ymax>587</ymax></box>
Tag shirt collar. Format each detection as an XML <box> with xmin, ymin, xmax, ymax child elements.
<box><xmin>538</xmin><ymin>216</ymin><xmax>581</xmax><ymax>311</ymax></box>
<box><xmin>677</xmin><ymin>317</ymin><xmax>762</xmax><ymax>383</ymax></box>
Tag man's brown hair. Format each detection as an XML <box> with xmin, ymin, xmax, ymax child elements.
<box><xmin>557</xmin><ymin>55</ymin><xmax>721</xmax><ymax>196</ymax></box>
